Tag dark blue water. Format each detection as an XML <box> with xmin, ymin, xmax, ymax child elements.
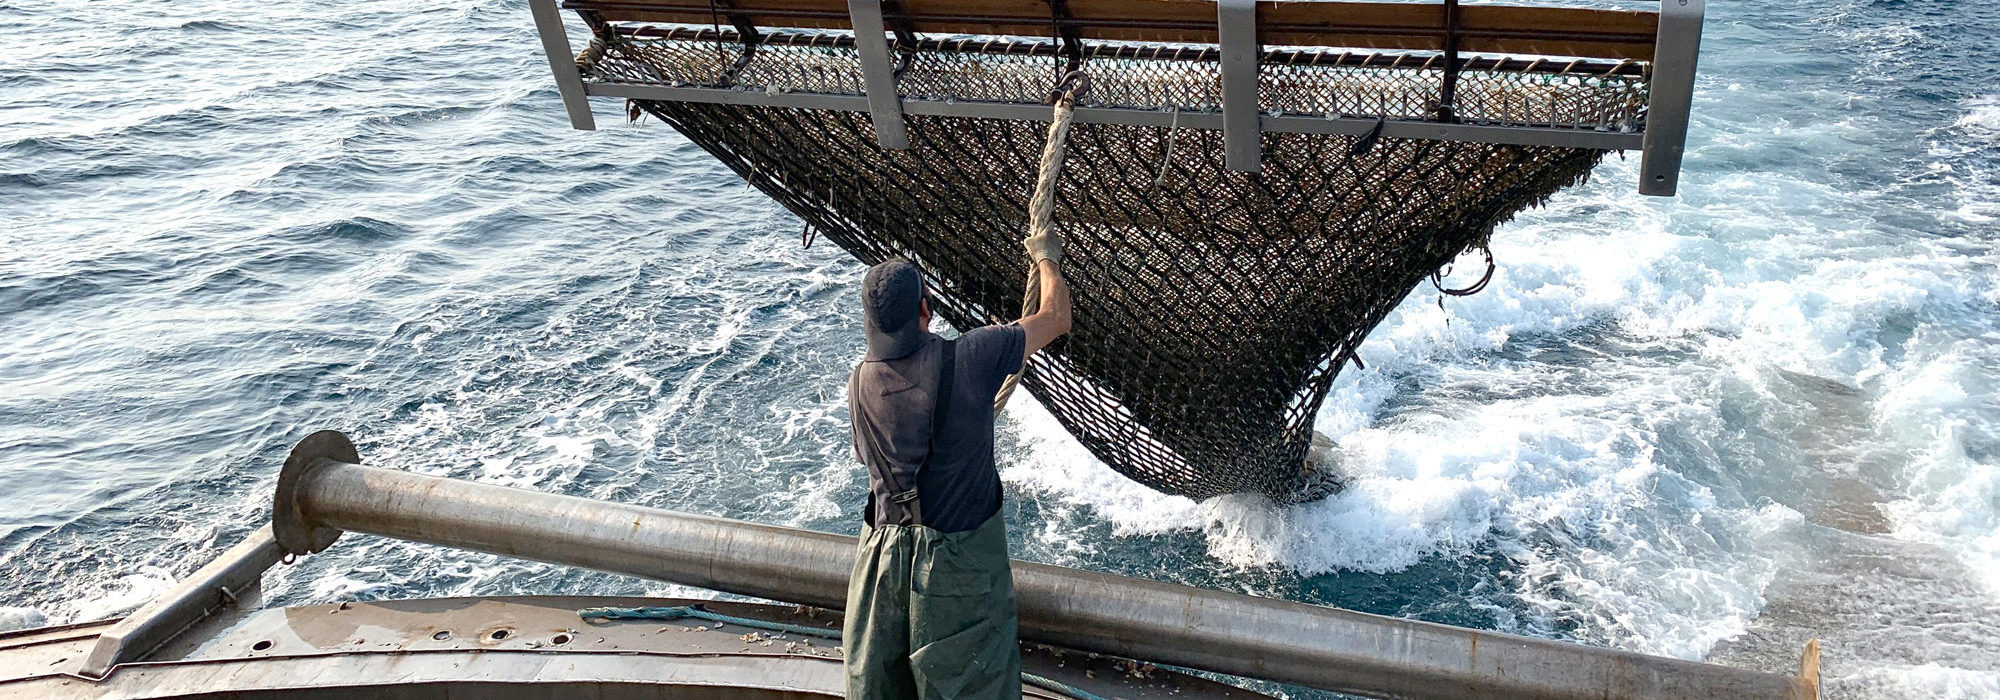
<box><xmin>3</xmin><ymin>0</ymin><xmax>1996</xmax><ymax>696</ymax></box>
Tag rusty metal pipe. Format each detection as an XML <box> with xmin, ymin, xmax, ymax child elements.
<box><xmin>273</xmin><ymin>430</ymin><xmax>1813</xmax><ymax>700</ymax></box>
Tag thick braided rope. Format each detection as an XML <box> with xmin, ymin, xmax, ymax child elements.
<box><xmin>994</xmin><ymin>74</ymin><xmax>1086</xmax><ymax>411</ymax></box>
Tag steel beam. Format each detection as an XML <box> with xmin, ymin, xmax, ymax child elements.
<box><xmin>846</xmin><ymin>0</ymin><xmax>909</xmax><ymax>149</ymax></box>
<box><xmin>553</xmin><ymin>0</ymin><xmax>1662</xmax><ymax>62</ymax></box>
<box><xmin>584</xmin><ymin>82</ymin><xmax>1644</xmax><ymax>151</ymax></box>
<box><xmin>1437</xmin><ymin>0</ymin><xmax>1462</xmax><ymax>121</ymax></box>
<box><xmin>1638</xmin><ymin>0</ymin><xmax>1704</xmax><ymax>195</ymax></box>
<box><xmin>74</xmin><ymin>527</ymin><xmax>282</xmax><ymax>679</ymax></box>
<box><xmin>530</xmin><ymin>0</ymin><xmax>598</xmax><ymax>130</ymax></box>
<box><xmin>271</xmin><ymin>431</ymin><xmax>1812</xmax><ymax>700</ymax></box>
<box><xmin>1216</xmin><ymin>0</ymin><xmax>1261</xmax><ymax>172</ymax></box>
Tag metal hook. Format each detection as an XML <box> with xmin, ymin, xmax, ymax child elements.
<box><xmin>1152</xmin><ymin>106</ymin><xmax>1181</xmax><ymax>189</ymax></box>
<box><xmin>1048</xmin><ymin>69</ymin><xmax>1092</xmax><ymax>105</ymax></box>
<box><xmin>1349</xmin><ymin>117</ymin><xmax>1387</xmax><ymax>156</ymax></box>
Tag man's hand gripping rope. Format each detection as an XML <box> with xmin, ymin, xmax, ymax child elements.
<box><xmin>995</xmin><ymin>71</ymin><xmax>1089</xmax><ymax>411</ymax></box>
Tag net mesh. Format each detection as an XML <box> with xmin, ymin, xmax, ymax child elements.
<box><xmin>584</xmin><ymin>30</ymin><xmax>1632</xmax><ymax>502</ymax></box>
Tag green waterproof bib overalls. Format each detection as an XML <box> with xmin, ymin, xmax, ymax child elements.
<box><xmin>844</xmin><ymin>339</ymin><xmax>1021</xmax><ymax>700</ymax></box>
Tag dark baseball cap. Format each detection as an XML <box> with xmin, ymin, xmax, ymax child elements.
<box><xmin>861</xmin><ymin>259</ymin><xmax>929</xmax><ymax>361</ymax></box>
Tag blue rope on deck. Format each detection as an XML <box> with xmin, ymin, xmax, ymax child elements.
<box><xmin>581</xmin><ymin>604</ymin><xmax>843</xmax><ymax>639</ymax></box>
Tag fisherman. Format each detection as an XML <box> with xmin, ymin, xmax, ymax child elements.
<box><xmin>842</xmin><ymin>234</ymin><xmax>1071</xmax><ymax>700</ymax></box>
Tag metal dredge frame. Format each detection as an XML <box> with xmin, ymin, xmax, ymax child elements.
<box><xmin>522</xmin><ymin>0</ymin><xmax>1705</xmax><ymax>502</ymax></box>
<box><xmin>531</xmin><ymin>0</ymin><xmax>1705</xmax><ymax>195</ymax></box>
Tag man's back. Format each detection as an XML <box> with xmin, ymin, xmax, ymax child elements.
<box><xmin>849</xmin><ymin>325</ymin><xmax>1024</xmax><ymax>532</ymax></box>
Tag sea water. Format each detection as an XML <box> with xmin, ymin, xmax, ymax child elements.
<box><xmin>1</xmin><ymin>0</ymin><xmax>1995</xmax><ymax>697</ymax></box>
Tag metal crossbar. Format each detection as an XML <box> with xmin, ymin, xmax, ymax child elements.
<box><xmin>542</xmin><ymin>0</ymin><xmax>1700</xmax><ymax>192</ymax></box>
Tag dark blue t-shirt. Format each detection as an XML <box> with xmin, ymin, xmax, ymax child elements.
<box><xmin>849</xmin><ymin>324</ymin><xmax>1026</xmax><ymax>533</ymax></box>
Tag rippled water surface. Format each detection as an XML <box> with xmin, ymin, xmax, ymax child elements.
<box><xmin>3</xmin><ymin>0</ymin><xmax>1998</xmax><ymax>697</ymax></box>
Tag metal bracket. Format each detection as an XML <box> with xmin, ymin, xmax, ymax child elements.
<box><xmin>882</xmin><ymin>0</ymin><xmax>918</xmax><ymax>47</ymax></box>
<box><xmin>883</xmin><ymin>0</ymin><xmax>920</xmax><ymax>78</ymax></box>
<box><xmin>712</xmin><ymin>0</ymin><xmax>763</xmax><ymax>87</ymax></box>
<box><xmin>1217</xmin><ymin>0</ymin><xmax>1260</xmax><ymax>173</ymax></box>
<box><xmin>1436</xmin><ymin>0</ymin><xmax>1461</xmax><ymax>122</ymax></box>
<box><xmin>848</xmin><ymin>0</ymin><xmax>911</xmax><ymax>149</ymax></box>
<box><xmin>1638</xmin><ymin>0</ymin><xmax>1704</xmax><ymax>196</ymax></box>
<box><xmin>714</xmin><ymin>0</ymin><xmax>761</xmax><ymax>43</ymax></box>
<box><xmin>1048</xmin><ymin>0</ymin><xmax>1084</xmax><ymax>78</ymax></box>
<box><xmin>76</xmin><ymin>527</ymin><xmax>285</xmax><ymax>679</ymax></box>
<box><xmin>529</xmin><ymin>0</ymin><xmax>597</xmax><ymax>131</ymax></box>
<box><xmin>273</xmin><ymin>429</ymin><xmax>357</xmax><ymax>556</ymax></box>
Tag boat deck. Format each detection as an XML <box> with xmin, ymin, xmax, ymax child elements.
<box><xmin>0</xmin><ymin>595</ymin><xmax>1272</xmax><ymax>700</ymax></box>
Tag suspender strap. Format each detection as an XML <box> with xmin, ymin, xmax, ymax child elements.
<box><xmin>899</xmin><ymin>338</ymin><xmax>953</xmax><ymax>526</ymax></box>
<box><xmin>854</xmin><ymin>339</ymin><xmax>955</xmax><ymax>528</ymax></box>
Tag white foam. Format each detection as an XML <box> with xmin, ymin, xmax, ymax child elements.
<box><xmin>999</xmin><ymin>393</ymin><xmax>1201</xmax><ymax>534</ymax></box>
<box><xmin>1828</xmin><ymin>664</ymin><xmax>2000</xmax><ymax>700</ymax></box>
<box><xmin>1874</xmin><ymin>353</ymin><xmax>2000</xmax><ymax>594</ymax></box>
<box><xmin>1945</xmin><ymin>95</ymin><xmax>2000</xmax><ymax>223</ymax></box>
<box><xmin>0</xmin><ymin>607</ymin><xmax>48</xmax><ymax>633</ymax></box>
<box><xmin>1003</xmin><ymin>369</ymin><xmax>1791</xmax><ymax>656</ymax></box>
<box><xmin>1955</xmin><ymin>95</ymin><xmax>2000</xmax><ymax>135</ymax></box>
<box><xmin>312</xmin><ymin>574</ymin><xmax>401</xmax><ymax>602</ymax></box>
<box><xmin>64</xmin><ymin>569</ymin><xmax>178</xmax><ymax>623</ymax></box>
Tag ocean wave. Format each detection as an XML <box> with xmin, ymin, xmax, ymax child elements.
<box><xmin>1942</xmin><ymin>95</ymin><xmax>2000</xmax><ymax>223</ymax></box>
<box><xmin>272</xmin><ymin>217</ymin><xmax>414</xmax><ymax>245</ymax></box>
<box><xmin>0</xmin><ymin>608</ymin><xmax>47</xmax><ymax>634</ymax></box>
<box><xmin>175</xmin><ymin>19</ymin><xmax>241</xmax><ymax>32</ymax></box>
<box><xmin>1959</xmin><ymin>95</ymin><xmax>2000</xmax><ymax>134</ymax></box>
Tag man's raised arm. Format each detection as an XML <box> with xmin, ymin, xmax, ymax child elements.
<box><xmin>1017</xmin><ymin>259</ymin><xmax>1071</xmax><ymax>358</ymax></box>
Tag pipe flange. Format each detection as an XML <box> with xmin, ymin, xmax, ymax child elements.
<box><xmin>272</xmin><ymin>430</ymin><xmax>356</xmax><ymax>556</ymax></box>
